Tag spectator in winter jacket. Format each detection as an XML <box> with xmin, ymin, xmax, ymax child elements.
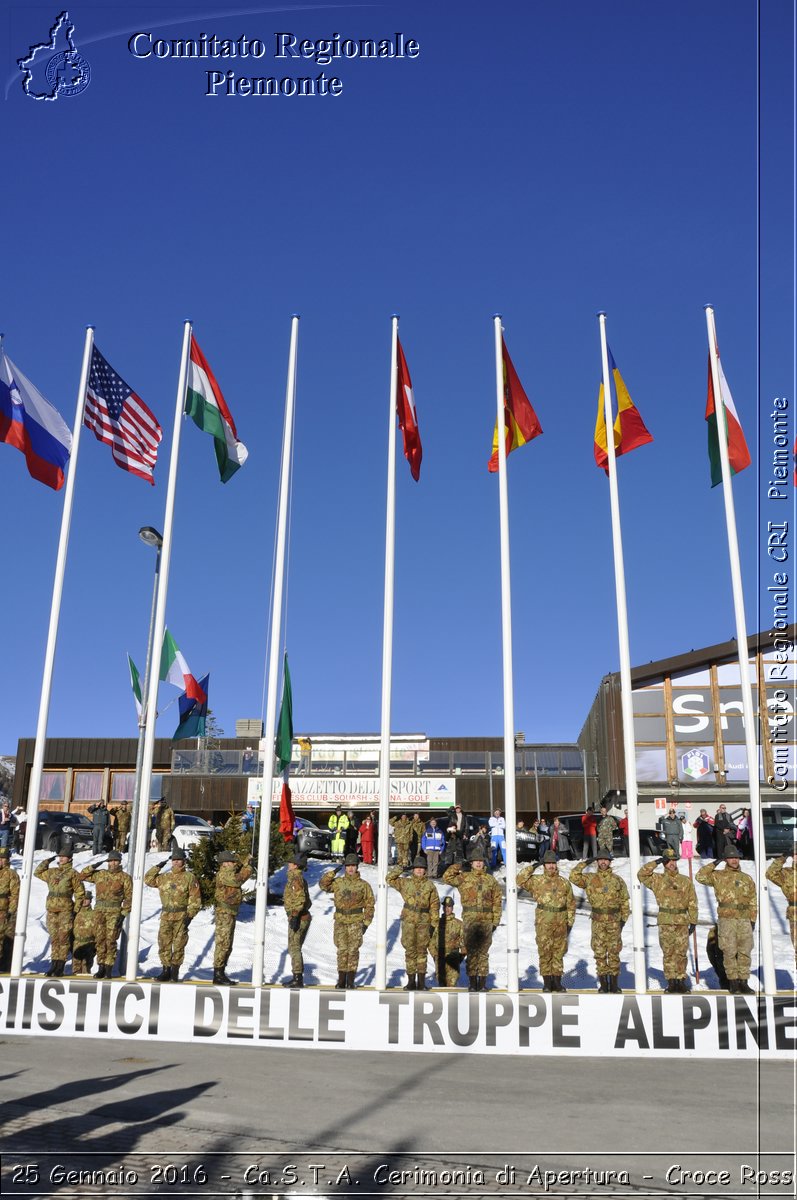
<box><xmin>327</xmin><ymin>807</ymin><xmax>349</xmax><ymax>858</ymax></box>
<box><xmin>694</xmin><ymin>809</ymin><xmax>714</xmax><ymax>856</ymax></box>
<box><xmin>420</xmin><ymin>818</ymin><xmax>445</xmax><ymax>878</ymax></box>
<box><xmin>658</xmin><ymin>806</ymin><xmax>683</xmax><ymax>855</ymax></box>
<box><xmin>87</xmin><ymin>800</ymin><xmax>111</xmax><ymax>855</ymax></box>
<box><xmin>488</xmin><ymin>810</ymin><xmax>506</xmax><ymax>869</ymax></box>
<box><xmin>581</xmin><ymin>808</ymin><xmax>598</xmax><ymax>859</ymax></box>
<box><xmin>712</xmin><ymin>805</ymin><xmax>737</xmax><ymax>857</ymax></box>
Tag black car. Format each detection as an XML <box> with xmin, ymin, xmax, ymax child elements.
<box><xmin>35</xmin><ymin>811</ymin><xmax>94</xmax><ymax>852</ymax></box>
<box><xmin>734</xmin><ymin>803</ymin><xmax>796</xmax><ymax>857</ymax></box>
<box><xmin>294</xmin><ymin>817</ymin><xmax>332</xmax><ymax>859</ymax></box>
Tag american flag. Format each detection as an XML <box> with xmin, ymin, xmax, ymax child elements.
<box><xmin>84</xmin><ymin>347</ymin><xmax>162</xmax><ymax>484</ymax></box>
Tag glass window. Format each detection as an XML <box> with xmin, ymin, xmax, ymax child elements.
<box><xmin>39</xmin><ymin>771</ymin><xmax>66</xmax><ymax>801</ymax></box>
<box><xmin>632</xmin><ymin>689</ymin><xmax>665</xmax><ymax>715</ymax></box>
<box><xmin>715</xmin><ymin>661</ymin><xmax>757</xmax><ymax>685</ymax></box>
<box><xmin>111</xmin><ymin>772</ymin><xmax>135</xmax><ymax>800</ymax></box>
<box><xmin>345</xmin><ymin>749</ymin><xmax>379</xmax><ymax>774</ymax></box>
<box><xmin>452</xmin><ymin>751</ymin><xmax>487</xmax><ymax>773</ymax></box>
<box><xmin>633</xmin><ymin>717</ymin><xmax>667</xmax><ymax>741</ymax></box>
<box><xmin>149</xmin><ymin>774</ymin><xmax>165</xmax><ymax>801</ymax></box>
<box><xmin>673</xmin><ymin>718</ymin><xmax>716</xmax><ymax>743</ymax></box>
<box><xmin>534</xmin><ymin>751</ymin><xmax>559</xmax><ymax>773</ymax></box>
<box><xmin>560</xmin><ymin>750</ymin><xmax>583</xmax><ymax>771</ymax></box>
<box><xmin>73</xmin><ymin>771</ymin><xmax>103</xmax><ymax>802</ymax></box>
<box><xmin>418</xmin><ymin>751</ymin><xmax>451</xmax><ymax>773</ymax></box>
<box><xmin>636</xmin><ymin>748</ymin><xmax>667</xmax><ymax>782</ymax></box>
<box><xmin>723</xmin><ymin>746</ymin><xmax>766</xmax><ymax>783</ymax></box>
<box><xmin>721</xmin><ymin>715</ymin><xmax>759</xmax><ymax>743</ymax></box>
<box><xmin>671</xmin><ymin>667</ymin><xmax>711</xmax><ymax>685</ymax></box>
<box><xmin>671</xmin><ymin>690</ymin><xmax>713</xmax><ymax>738</ymax></box>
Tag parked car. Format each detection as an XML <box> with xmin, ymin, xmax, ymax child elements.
<box><xmin>170</xmin><ymin>813</ymin><xmax>216</xmax><ymax>852</ymax></box>
<box><xmin>294</xmin><ymin>816</ymin><xmax>332</xmax><ymax>859</ymax></box>
<box><xmin>35</xmin><ymin>811</ymin><xmax>94</xmax><ymax>853</ymax></box>
<box><xmin>734</xmin><ymin>803</ymin><xmax>796</xmax><ymax>857</ymax></box>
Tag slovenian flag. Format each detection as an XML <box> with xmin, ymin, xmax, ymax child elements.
<box><xmin>705</xmin><ymin>354</ymin><xmax>750</xmax><ymax>487</ymax></box>
<box><xmin>594</xmin><ymin>347</ymin><xmax>653</xmax><ymax>472</ymax></box>
<box><xmin>185</xmin><ymin>335</ymin><xmax>248</xmax><ymax>483</ymax></box>
<box><xmin>0</xmin><ymin>351</ymin><xmax>71</xmax><ymax>490</ymax></box>
<box><xmin>160</xmin><ymin>629</ymin><xmax>207</xmax><ymax>703</ymax></box>
<box><xmin>173</xmin><ymin>673</ymin><xmax>209</xmax><ymax>740</ymax></box>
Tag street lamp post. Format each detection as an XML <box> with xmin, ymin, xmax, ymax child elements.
<box><xmin>121</xmin><ymin>526</ymin><xmax>162</xmax><ymax>978</ymax></box>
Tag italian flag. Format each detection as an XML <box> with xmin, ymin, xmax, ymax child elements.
<box><xmin>160</xmin><ymin>629</ymin><xmax>207</xmax><ymax>703</ymax></box>
<box><xmin>185</xmin><ymin>335</ymin><xmax>248</xmax><ymax>483</ymax></box>
<box><xmin>127</xmin><ymin>653</ymin><xmax>142</xmax><ymax>718</ymax></box>
<box><xmin>706</xmin><ymin>354</ymin><xmax>750</xmax><ymax>488</ymax></box>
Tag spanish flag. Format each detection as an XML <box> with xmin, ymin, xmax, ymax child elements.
<box><xmin>487</xmin><ymin>337</ymin><xmax>542</xmax><ymax>472</ymax></box>
<box><xmin>594</xmin><ymin>348</ymin><xmax>653</xmax><ymax>473</ymax></box>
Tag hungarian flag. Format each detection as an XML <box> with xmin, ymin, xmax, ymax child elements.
<box><xmin>275</xmin><ymin>654</ymin><xmax>293</xmax><ymax>772</ymax></box>
<box><xmin>185</xmin><ymin>335</ymin><xmax>248</xmax><ymax>483</ymax></box>
<box><xmin>488</xmin><ymin>337</ymin><xmax>542</xmax><ymax>472</ymax></box>
<box><xmin>278</xmin><ymin>768</ymin><xmax>296</xmax><ymax>842</ymax></box>
<box><xmin>594</xmin><ymin>348</ymin><xmax>653</xmax><ymax>472</ymax></box>
<box><xmin>127</xmin><ymin>653</ymin><xmax>142</xmax><ymax>718</ymax></box>
<box><xmin>396</xmin><ymin>337</ymin><xmax>422</xmax><ymax>481</ymax></box>
<box><xmin>160</xmin><ymin>629</ymin><xmax>207</xmax><ymax>703</ymax></box>
<box><xmin>705</xmin><ymin>354</ymin><xmax>750</xmax><ymax>487</ymax></box>
<box><xmin>173</xmin><ymin>673</ymin><xmax>209</xmax><ymax>740</ymax></box>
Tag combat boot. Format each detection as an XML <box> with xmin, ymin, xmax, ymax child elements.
<box><xmin>94</xmin><ymin>964</ymin><xmax>106</xmax><ymax>979</ymax></box>
<box><xmin>553</xmin><ymin>976</ymin><xmax>566</xmax><ymax>992</ymax></box>
<box><xmin>468</xmin><ymin>976</ymin><xmax>478</xmax><ymax>992</ymax></box>
<box><xmin>51</xmin><ymin>960</ymin><xmax>65</xmax><ymax>977</ymax></box>
<box><xmin>336</xmin><ymin>972</ymin><xmax>346</xmax><ymax>989</ymax></box>
<box><xmin>664</xmin><ymin>978</ymin><xmax>679</xmax><ymax>993</ymax></box>
<box><xmin>157</xmin><ymin>966</ymin><xmax>171</xmax><ymax>982</ymax></box>
<box><xmin>480</xmin><ymin>976</ymin><xmax>489</xmax><ymax>992</ymax></box>
<box><xmin>403</xmin><ymin>974</ymin><xmax>416</xmax><ymax>991</ymax></box>
<box><xmin>170</xmin><ymin>965</ymin><xmax>180</xmax><ymax>982</ymax></box>
<box><xmin>346</xmin><ymin>971</ymin><xmax>357</xmax><ymax>989</ymax></box>
<box><xmin>45</xmin><ymin>962</ymin><xmax>57</xmax><ymax>977</ymax></box>
<box><xmin>598</xmin><ymin>975</ymin><xmax>608</xmax><ymax>993</ymax></box>
<box><xmin>213</xmin><ymin>969</ymin><xmax>225</xmax><ymax>985</ymax></box>
<box><xmin>283</xmin><ymin>973</ymin><xmax>303</xmax><ymax>988</ymax></box>
<box><xmin>416</xmin><ymin>973</ymin><xmax>427</xmax><ymax>990</ymax></box>
<box><xmin>737</xmin><ymin>980</ymin><xmax>755</xmax><ymax>995</ymax></box>
<box><xmin>609</xmin><ymin>975</ymin><xmax>620</xmax><ymax>993</ymax></box>
<box><xmin>542</xmin><ymin>976</ymin><xmax>553</xmax><ymax>992</ymax></box>
<box><xmin>727</xmin><ymin>979</ymin><xmax>739</xmax><ymax>993</ymax></box>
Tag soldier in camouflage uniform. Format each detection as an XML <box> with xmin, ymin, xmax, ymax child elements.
<box><xmin>110</xmin><ymin>801</ymin><xmax>132</xmax><ymax>852</ymax></box>
<box><xmin>442</xmin><ymin>846</ymin><xmax>503</xmax><ymax>991</ymax></box>
<box><xmin>387</xmin><ymin>855</ymin><xmax>439</xmax><ymax>990</ymax></box>
<box><xmin>144</xmin><ymin>848</ymin><xmax>201</xmax><ymax>981</ymax></box>
<box><xmin>72</xmin><ymin>896</ymin><xmax>97</xmax><ymax>975</ymax></box>
<box><xmin>0</xmin><ymin>847</ymin><xmax>20</xmax><ymax>972</ymax></box>
<box><xmin>393</xmin><ymin>815</ymin><xmax>413</xmax><ymax>869</ymax></box>
<box><xmin>638</xmin><ymin>847</ymin><xmax>698</xmax><ymax>993</ymax></box>
<box><xmin>155</xmin><ymin>800</ymin><xmax>176</xmax><ymax>852</ymax></box>
<box><xmin>696</xmin><ymin>845</ymin><xmax>757</xmax><ymax>993</ymax></box>
<box><xmin>409</xmin><ymin>813</ymin><xmax>425</xmax><ymax>861</ymax></box>
<box><xmin>79</xmin><ymin>850</ymin><xmax>132</xmax><ymax>977</ymax></box>
<box><xmin>283</xmin><ymin>852</ymin><xmax>312</xmax><ymax>988</ymax></box>
<box><xmin>596</xmin><ymin>806</ymin><xmax>618</xmax><ymax>856</ymax></box>
<box><xmin>517</xmin><ymin>850</ymin><xmax>576</xmax><ymax>992</ymax></box>
<box><xmin>320</xmin><ymin>853</ymin><xmax>375</xmax><ymax>988</ymax></box>
<box><xmin>570</xmin><ymin>849</ymin><xmax>629</xmax><ymax>993</ymax></box>
<box><xmin>213</xmin><ymin>849</ymin><xmax>253</xmax><ymax>985</ymax></box>
<box><xmin>34</xmin><ymin>846</ymin><xmax>86</xmax><ymax>977</ymax></box>
<box><xmin>766</xmin><ymin>848</ymin><xmax>796</xmax><ymax>951</ymax></box>
<box><xmin>430</xmin><ymin>895</ymin><xmax>465</xmax><ymax>987</ymax></box>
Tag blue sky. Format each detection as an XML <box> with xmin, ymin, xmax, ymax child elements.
<box><xmin>3</xmin><ymin>0</ymin><xmax>794</xmax><ymax>753</ymax></box>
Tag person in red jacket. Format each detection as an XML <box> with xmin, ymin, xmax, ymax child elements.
<box><xmin>581</xmin><ymin>808</ymin><xmax>598</xmax><ymax>859</ymax></box>
<box><xmin>618</xmin><ymin>811</ymin><xmax>629</xmax><ymax>856</ymax></box>
<box><xmin>358</xmin><ymin>814</ymin><xmax>375</xmax><ymax>865</ymax></box>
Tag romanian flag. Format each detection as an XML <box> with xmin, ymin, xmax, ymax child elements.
<box><xmin>594</xmin><ymin>348</ymin><xmax>653</xmax><ymax>473</ymax></box>
<box><xmin>396</xmin><ymin>336</ymin><xmax>422</xmax><ymax>481</ymax></box>
<box><xmin>705</xmin><ymin>354</ymin><xmax>750</xmax><ymax>487</ymax></box>
<box><xmin>487</xmin><ymin>337</ymin><xmax>542</xmax><ymax>472</ymax></box>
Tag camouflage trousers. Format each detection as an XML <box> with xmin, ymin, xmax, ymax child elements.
<box><xmin>395</xmin><ymin>843</ymin><xmax>411</xmax><ymax>870</ymax></box>
<box><xmin>0</xmin><ymin>904</ymin><xmax>14</xmax><ymax>942</ymax></box>
<box><xmin>46</xmin><ymin>908</ymin><xmax>74</xmax><ymax>961</ymax></box>
<box><xmin>718</xmin><ymin>917</ymin><xmax>753</xmax><ymax>980</ymax></box>
<box><xmin>214</xmin><ymin>908</ymin><xmax>239</xmax><ymax>970</ymax></box>
<box><xmin>590</xmin><ymin>918</ymin><xmax>623</xmax><ymax>975</ymax></box>
<box><xmin>535</xmin><ymin>913</ymin><xmax>569</xmax><ymax>975</ymax></box>
<box><xmin>788</xmin><ymin>907</ymin><xmax>796</xmax><ymax>952</ymax></box>
<box><xmin>114</xmin><ymin>827</ymin><xmax>130</xmax><ymax>852</ymax></box>
<box><xmin>288</xmin><ymin>912</ymin><xmax>312</xmax><ymax>973</ymax></box>
<box><xmin>658</xmin><ymin>923</ymin><xmax>689</xmax><ymax>980</ymax></box>
<box><xmin>72</xmin><ymin>941</ymin><xmax>95</xmax><ymax>974</ymax></box>
<box><xmin>463</xmin><ymin>915</ymin><xmax>494</xmax><ymax>975</ymax></box>
<box><xmin>597</xmin><ymin>834</ymin><xmax>613</xmax><ymax>855</ymax></box>
<box><xmin>158</xmin><ymin>912</ymin><xmax>189</xmax><ymax>967</ymax></box>
<box><xmin>333</xmin><ymin>914</ymin><xmax>366</xmax><ymax>971</ymax></box>
<box><xmin>399</xmin><ymin>914</ymin><xmax>433</xmax><ymax>973</ymax></box>
<box><xmin>95</xmin><ymin>909</ymin><xmax>124</xmax><ymax>967</ymax></box>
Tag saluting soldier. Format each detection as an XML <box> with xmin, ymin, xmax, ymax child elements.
<box><xmin>766</xmin><ymin>847</ymin><xmax>797</xmax><ymax>952</ymax></box>
<box><xmin>430</xmin><ymin>895</ymin><xmax>466</xmax><ymax>987</ymax></box>
<box><xmin>79</xmin><ymin>850</ymin><xmax>132</xmax><ymax>977</ymax></box>
<box><xmin>570</xmin><ymin>849</ymin><xmax>629</xmax><ymax>993</ymax></box>
<box><xmin>283</xmin><ymin>851</ymin><xmax>312</xmax><ymax>987</ymax></box>
<box><xmin>213</xmin><ymin>849</ymin><xmax>253</xmax><ymax>985</ymax></box>
<box><xmin>387</xmin><ymin>856</ymin><xmax>439</xmax><ymax>990</ymax></box>
<box><xmin>110</xmin><ymin>801</ymin><xmax>132</xmax><ymax>852</ymax></box>
<box><xmin>638</xmin><ymin>847</ymin><xmax>698</xmax><ymax>993</ymax></box>
<box><xmin>596</xmin><ymin>806</ymin><xmax>618</xmax><ymax>856</ymax></box>
<box><xmin>442</xmin><ymin>846</ymin><xmax>503</xmax><ymax>991</ymax></box>
<box><xmin>409</xmin><ymin>813</ymin><xmax>426</xmax><ymax>862</ymax></box>
<box><xmin>517</xmin><ymin>850</ymin><xmax>576</xmax><ymax>993</ymax></box>
<box><xmin>72</xmin><ymin>895</ymin><xmax>98</xmax><ymax>975</ymax></box>
<box><xmin>319</xmin><ymin>853</ymin><xmax>375</xmax><ymax>989</ymax></box>
<box><xmin>0</xmin><ymin>847</ymin><xmax>20</xmax><ymax>972</ymax></box>
<box><xmin>696</xmin><ymin>845</ymin><xmax>757</xmax><ymax>993</ymax></box>
<box><xmin>393</xmin><ymin>814</ymin><xmax>413</xmax><ymax>870</ymax></box>
<box><xmin>144</xmin><ymin>848</ymin><xmax>201</xmax><ymax>982</ymax></box>
<box><xmin>34</xmin><ymin>845</ymin><xmax>86</xmax><ymax>977</ymax></box>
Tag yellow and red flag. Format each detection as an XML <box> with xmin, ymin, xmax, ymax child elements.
<box><xmin>487</xmin><ymin>337</ymin><xmax>542</xmax><ymax>472</ymax></box>
<box><xmin>594</xmin><ymin>348</ymin><xmax>653</xmax><ymax>472</ymax></box>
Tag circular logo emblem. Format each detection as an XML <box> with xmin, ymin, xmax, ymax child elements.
<box><xmin>45</xmin><ymin>50</ymin><xmax>90</xmax><ymax>97</ymax></box>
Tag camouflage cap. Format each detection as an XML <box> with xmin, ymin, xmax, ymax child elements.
<box><xmin>170</xmin><ymin>848</ymin><xmax>187</xmax><ymax>862</ymax></box>
<box><xmin>290</xmin><ymin>853</ymin><xmax>308</xmax><ymax>869</ymax></box>
<box><xmin>596</xmin><ymin>849</ymin><xmax>613</xmax><ymax>861</ymax></box>
<box><xmin>442</xmin><ymin>896</ymin><xmax>455</xmax><ymax>908</ymax></box>
<box><xmin>542</xmin><ymin>851</ymin><xmax>559</xmax><ymax>864</ymax></box>
<box><xmin>467</xmin><ymin>846</ymin><xmax>485</xmax><ymax>863</ymax></box>
<box><xmin>412</xmin><ymin>856</ymin><xmax>427</xmax><ymax>870</ymax></box>
<box><xmin>216</xmin><ymin>851</ymin><xmax>237</xmax><ymax>864</ymax></box>
<box><xmin>57</xmin><ymin>844</ymin><xmax>74</xmax><ymax>858</ymax></box>
<box><xmin>343</xmin><ymin>853</ymin><xmax>359</xmax><ymax>867</ymax></box>
<box><xmin>107</xmin><ymin>850</ymin><xmax>122</xmax><ymax>862</ymax></box>
<box><xmin>0</xmin><ymin>848</ymin><xmax>10</xmax><ymax>859</ymax></box>
<box><xmin>723</xmin><ymin>845</ymin><xmax>741</xmax><ymax>860</ymax></box>
<box><xmin>662</xmin><ymin>847</ymin><xmax>680</xmax><ymax>862</ymax></box>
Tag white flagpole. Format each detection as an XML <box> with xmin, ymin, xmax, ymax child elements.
<box><xmin>374</xmin><ymin>315</ymin><xmax>399</xmax><ymax>991</ymax></box>
<box><xmin>11</xmin><ymin>327</ymin><xmax>94</xmax><ymax>976</ymax></box>
<box><xmin>493</xmin><ymin>315</ymin><xmax>519</xmax><ymax>993</ymax></box>
<box><xmin>597</xmin><ymin>312</ymin><xmax>646</xmax><ymax>994</ymax></box>
<box><xmin>704</xmin><ymin>304</ymin><xmax>776</xmax><ymax>995</ymax></box>
<box><xmin>252</xmin><ymin>315</ymin><xmax>299</xmax><ymax>986</ymax></box>
<box><xmin>125</xmin><ymin>320</ymin><xmax>192</xmax><ymax>980</ymax></box>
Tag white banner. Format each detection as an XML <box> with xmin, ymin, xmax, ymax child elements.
<box><xmin>0</xmin><ymin>979</ymin><xmax>792</xmax><ymax>1058</ymax></box>
<box><xmin>247</xmin><ymin>776</ymin><xmax>456</xmax><ymax>808</ymax></box>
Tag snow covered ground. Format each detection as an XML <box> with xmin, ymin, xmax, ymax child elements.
<box><xmin>13</xmin><ymin>848</ymin><xmax>797</xmax><ymax>991</ymax></box>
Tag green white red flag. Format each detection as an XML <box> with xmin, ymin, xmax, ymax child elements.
<box><xmin>705</xmin><ymin>354</ymin><xmax>750</xmax><ymax>487</ymax></box>
<box><xmin>160</xmin><ymin>629</ymin><xmax>207</xmax><ymax>703</ymax></box>
<box><xmin>185</xmin><ymin>335</ymin><xmax>248</xmax><ymax>482</ymax></box>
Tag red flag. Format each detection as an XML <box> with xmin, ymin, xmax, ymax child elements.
<box><xmin>279</xmin><ymin>769</ymin><xmax>296</xmax><ymax>841</ymax></box>
<box><xmin>488</xmin><ymin>337</ymin><xmax>542</xmax><ymax>472</ymax></box>
<box><xmin>396</xmin><ymin>336</ymin><xmax>422</xmax><ymax>481</ymax></box>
